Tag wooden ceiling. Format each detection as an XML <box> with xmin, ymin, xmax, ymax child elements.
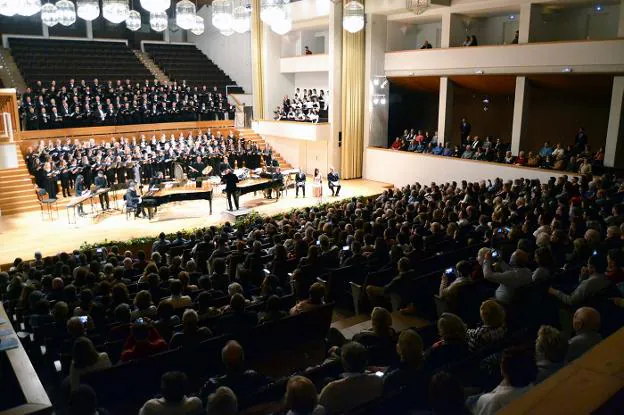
<box><xmin>527</xmin><ymin>74</ymin><xmax>614</xmax><ymax>95</ymax></box>
<box><xmin>391</xmin><ymin>74</ymin><xmax>615</xmax><ymax>96</ymax></box>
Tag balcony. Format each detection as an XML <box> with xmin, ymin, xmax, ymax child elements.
<box><xmin>280</xmin><ymin>54</ymin><xmax>329</xmax><ymax>73</ymax></box>
<box><xmin>252</xmin><ymin>120</ymin><xmax>330</xmax><ymax>142</ymax></box>
<box><xmin>385</xmin><ymin>39</ymin><xmax>624</xmax><ymax>76</ymax></box>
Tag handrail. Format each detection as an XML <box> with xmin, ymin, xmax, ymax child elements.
<box><xmin>0</xmin><ymin>303</ymin><xmax>52</xmax><ymax>415</ymax></box>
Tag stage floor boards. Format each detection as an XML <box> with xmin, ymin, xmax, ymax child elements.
<box><xmin>0</xmin><ymin>179</ymin><xmax>390</xmax><ymax>266</ymax></box>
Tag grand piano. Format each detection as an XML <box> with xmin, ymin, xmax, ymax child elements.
<box><xmin>142</xmin><ymin>182</ymin><xmax>214</xmax><ymax>216</ymax></box>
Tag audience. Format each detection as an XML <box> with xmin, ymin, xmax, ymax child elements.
<box><xmin>389</xmin><ymin>126</ymin><xmax>605</xmax><ymax>174</ymax></box>
<box><xmin>284</xmin><ymin>376</ymin><xmax>325</xmax><ymax>415</ymax></box>
<box><xmin>2</xmin><ymin>169</ymin><xmax>623</xmax><ymax>414</ymax></box>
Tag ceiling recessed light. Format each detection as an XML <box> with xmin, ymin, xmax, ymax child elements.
<box><xmin>562</xmin><ymin>67</ymin><xmax>573</xmax><ymax>73</ymax></box>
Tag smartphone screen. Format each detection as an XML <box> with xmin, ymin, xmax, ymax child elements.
<box><xmin>79</xmin><ymin>316</ymin><xmax>88</xmax><ymax>324</ymax></box>
<box><xmin>375</xmin><ymin>371</ymin><xmax>384</xmax><ymax>377</ymax></box>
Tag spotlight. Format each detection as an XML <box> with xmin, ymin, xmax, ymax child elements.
<box><xmin>595</xmin><ymin>4</ymin><xmax>602</xmax><ymax>12</ymax></box>
<box><xmin>380</xmin><ymin>97</ymin><xmax>387</xmax><ymax>105</ymax></box>
<box><xmin>380</xmin><ymin>79</ymin><xmax>389</xmax><ymax>89</ymax></box>
<box><xmin>372</xmin><ymin>97</ymin><xmax>380</xmax><ymax>105</ymax></box>
<box><xmin>373</xmin><ymin>78</ymin><xmax>380</xmax><ymax>86</ymax></box>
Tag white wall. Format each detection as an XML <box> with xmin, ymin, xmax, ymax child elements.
<box><xmin>189</xmin><ymin>6</ymin><xmax>253</xmax><ymax>93</ymax></box>
<box><xmin>387</xmin><ymin>21</ymin><xmax>442</xmax><ymax>51</ymax></box>
<box><xmin>263</xmin><ymin>26</ymin><xmax>295</xmax><ymax>118</ymax></box>
<box><xmin>261</xmin><ymin>135</ymin><xmax>330</xmax><ymax>176</ymax></box>
<box><xmin>532</xmin><ymin>4</ymin><xmax>621</xmax><ymax>42</ymax></box>
<box><xmin>281</xmin><ymin>28</ymin><xmax>329</xmax><ymax>57</ymax></box>
<box><xmin>294</xmin><ymin>72</ymin><xmax>328</xmax><ymax>91</ymax></box>
<box><xmin>280</xmin><ymin>54</ymin><xmax>330</xmax><ymax>73</ymax></box>
<box><xmin>168</xmin><ymin>27</ymin><xmax>186</xmax><ymax>43</ymax></box>
<box><xmin>363</xmin><ymin>148</ymin><xmax>569</xmax><ymax>187</ymax></box>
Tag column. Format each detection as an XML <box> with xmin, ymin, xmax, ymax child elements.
<box><xmin>519</xmin><ymin>3</ymin><xmax>541</xmax><ymax>43</ymax></box>
<box><xmin>328</xmin><ymin>1</ymin><xmax>343</xmax><ymax>172</ymax></box>
<box><xmin>163</xmin><ymin>29</ymin><xmax>170</xmax><ymax>42</ymax></box>
<box><xmin>510</xmin><ymin>76</ymin><xmax>530</xmax><ymax>156</ymax></box>
<box><xmin>86</xmin><ymin>21</ymin><xmax>93</xmax><ymax>39</ymax></box>
<box><xmin>363</xmin><ymin>14</ymin><xmax>388</xmax><ymax>150</ymax></box>
<box><xmin>604</xmin><ymin>77</ymin><xmax>624</xmax><ymax>168</ymax></box>
<box><xmin>441</xmin><ymin>11</ymin><xmax>464</xmax><ymax>48</ymax></box>
<box><xmin>437</xmin><ymin>77</ymin><xmax>454</xmax><ymax>146</ymax></box>
<box><xmin>340</xmin><ymin>0</ymin><xmax>365</xmax><ymax>179</ymax></box>
<box><xmin>619</xmin><ymin>0</ymin><xmax>624</xmax><ymax>37</ymax></box>
<box><xmin>42</xmin><ymin>21</ymin><xmax>49</xmax><ymax>37</ymax></box>
<box><xmin>250</xmin><ymin>0</ymin><xmax>265</xmax><ymax>119</ymax></box>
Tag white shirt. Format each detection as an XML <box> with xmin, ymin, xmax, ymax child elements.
<box><xmin>472</xmin><ymin>384</ymin><xmax>532</xmax><ymax>415</ymax></box>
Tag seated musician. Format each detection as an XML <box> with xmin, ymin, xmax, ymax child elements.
<box><xmin>295</xmin><ymin>170</ymin><xmax>306</xmax><ymax>198</ymax></box>
<box><xmin>125</xmin><ymin>181</ymin><xmax>145</xmax><ymax>218</ymax></box>
<box><xmin>219</xmin><ymin>156</ymin><xmax>233</xmax><ymax>175</ymax></box>
<box><xmin>268</xmin><ymin>167</ymin><xmax>284</xmax><ymax>200</ymax></box>
<box><xmin>94</xmin><ymin>170</ymin><xmax>110</xmax><ymax>210</ymax></box>
<box><xmin>190</xmin><ymin>156</ymin><xmax>205</xmax><ymax>180</ymax></box>
<box><xmin>149</xmin><ymin>172</ymin><xmax>165</xmax><ymax>189</ymax></box>
<box><xmin>327</xmin><ymin>167</ymin><xmax>341</xmax><ymax>197</ymax></box>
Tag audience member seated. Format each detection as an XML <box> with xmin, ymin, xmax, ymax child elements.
<box><xmin>200</xmin><ymin>340</ymin><xmax>270</xmax><ymax>403</ymax></box>
<box><xmin>19</xmin><ymin>78</ymin><xmax>235</xmax><ymax>130</ymax></box>
<box><xmin>482</xmin><ymin>249</ymin><xmax>532</xmax><ymax>305</ymax></box>
<box><xmin>424</xmin><ymin>313</ymin><xmax>470</xmax><ymax>372</ymax></box>
<box><xmin>120</xmin><ymin>322</ymin><xmax>168</xmax><ymax>362</ymax></box>
<box><xmin>139</xmin><ymin>371</ymin><xmax>203</xmax><ymax>415</ymax></box>
<box><xmin>534</xmin><ymin>325</ymin><xmax>567</xmax><ymax>383</ymax></box>
<box><xmin>69</xmin><ymin>337</ymin><xmax>112</xmax><ymax>391</ymax></box>
<box><xmin>567</xmin><ymin>306</ymin><xmax>602</xmax><ymax>362</ymax></box>
<box><xmin>290</xmin><ymin>282</ymin><xmax>326</xmax><ymax>315</ymax></box>
<box><xmin>273</xmin><ymin>88</ymin><xmax>329</xmax><ymax>123</ymax></box>
<box><xmin>205</xmin><ymin>386</ymin><xmax>238</xmax><ymax>415</ymax></box>
<box><xmin>382</xmin><ymin>329</ymin><xmax>428</xmax><ymax>403</ymax></box>
<box><xmin>548</xmin><ymin>254</ymin><xmax>611</xmax><ymax>306</ymax></box>
<box><xmin>468</xmin><ymin>347</ymin><xmax>537</xmax><ymax>415</ymax></box>
<box><xmin>169</xmin><ymin>309</ymin><xmax>213</xmax><ymax>349</ymax></box>
<box><xmin>318</xmin><ymin>341</ymin><xmax>383</xmax><ymax>414</ymax></box>
<box><xmin>283</xmin><ymin>376</ymin><xmax>325</xmax><ymax>415</ymax></box>
<box><xmin>467</xmin><ymin>300</ymin><xmax>507</xmax><ymax>352</ymax></box>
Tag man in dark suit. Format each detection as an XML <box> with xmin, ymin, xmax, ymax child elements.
<box><xmin>94</xmin><ymin>170</ymin><xmax>110</xmax><ymax>210</ymax></box>
<box><xmin>223</xmin><ymin>169</ymin><xmax>239</xmax><ymax>211</ymax></box>
<box><xmin>295</xmin><ymin>170</ymin><xmax>306</xmax><ymax>197</ymax></box>
<box><xmin>217</xmin><ymin>294</ymin><xmax>258</xmax><ymax>333</ymax></box>
<box><xmin>328</xmin><ymin>167</ymin><xmax>341</xmax><ymax>197</ymax></box>
<box><xmin>460</xmin><ymin>118</ymin><xmax>471</xmax><ymax>144</ymax></box>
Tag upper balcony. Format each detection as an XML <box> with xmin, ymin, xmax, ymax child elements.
<box><xmin>385</xmin><ymin>39</ymin><xmax>624</xmax><ymax>76</ymax></box>
<box><xmin>252</xmin><ymin>120</ymin><xmax>330</xmax><ymax>142</ymax></box>
<box><xmin>280</xmin><ymin>54</ymin><xmax>330</xmax><ymax>73</ymax></box>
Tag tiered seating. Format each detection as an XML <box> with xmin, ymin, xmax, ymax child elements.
<box><xmin>9</xmin><ymin>38</ymin><xmax>152</xmax><ymax>85</ymax></box>
<box><xmin>144</xmin><ymin>43</ymin><xmax>243</xmax><ymax>92</ymax></box>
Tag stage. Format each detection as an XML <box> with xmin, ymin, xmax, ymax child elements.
<box><xmin>0</xmin><ymin>179</ymin><xmax>390</xmax><ymax>267</ymax></box>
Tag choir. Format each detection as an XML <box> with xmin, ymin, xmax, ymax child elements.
<box><xmin>19</xmin><ymin>79</ymin><xmax>236</xmax><ymax>130</ymax></box>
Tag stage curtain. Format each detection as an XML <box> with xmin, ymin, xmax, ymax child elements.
<box><xmin>251</xmin><ymin>0</ymin><xmax>265</xmax><ymax>120</ymax></box>
<box><xmin>340</xmin><ymin>1</ymin><xmax>365</xmax><ymax>179</ymax></box>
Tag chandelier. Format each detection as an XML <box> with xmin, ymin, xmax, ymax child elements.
<box><xmin>150</xmin><ymin>10</ymin><xmax>168</xmax><ymax>31</ymax></box>
<box><xmin>175</xmin><ymin>0</ymin><xmax>196</xmax><ymax>30</ymax></box>
<box><xmin>40</xmin><ymin>2</ymin><xmax>59</xmax><ymax>26</ymax></box>
<box><xmin>212</xmin><ymin>0</ymin><xmax>233</xmax><ymax>31</ymax></box>
<box><xmin>125</xmin><ymin>9</ymin><xmax>141</xmax><ymax>31</ymax></box>
<box><xmin>140</xmin><ymin>0</ymin><xmax>169</xmax><ymax>13</ymax></box>
<box><xmin>0</xmin><ymin>0</ymin><xmax>20</xmax><ymax>16</ymax></box>
<box><xmin>56</xmin><ymin>0</ymin><xmax>76</xmax><ymax>26</ymax></box>
<box><xmin>76</xmin><ymin>0</ymin><xmax>99</xmax><ymax>21</ymax></box>
<box><xmin>190</xmin><ymin>14</ymin><xmax>204</xmax><ymax>35</ymax></box>
<box><xmin>343</xmin><ymin>1</ymin><xmax>364</xmax><ymax>33</ymax></box>
<box><xmin>260</xmin><ymin>0</ymin><xmax>284</xmax><ymax>26</ymax></box>
<box><xmin>18</xmin><ymin>0</ymin><xmax>42</xmax><ymax>16</ymax></box>
<box><xmin>271</xmin><ymin>1</ymin><xmax>291</xmax><ymax>35</ymax></box>
<box><xmin>406</xmin><ymin>0</ymin><xmax>430</xmax><ymax>15</ymax></box>
<box><xmin>103</xmin><ymin>0</ymin><xmax>129</xmax><ymax>24</ymax></box>
<box><xmin>231</xmin><ymin>0</ymin><xmax>251</xmax><ymax>33</ymax></box>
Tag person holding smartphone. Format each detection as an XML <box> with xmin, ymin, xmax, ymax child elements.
<box><xmin>439</xmin><ymin>260</ymin><xmax>475</xmax><ymax>312</ymax></box>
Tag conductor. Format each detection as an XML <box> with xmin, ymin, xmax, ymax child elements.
<box><xmin>223</xmin><ymin>169</ymin><xmax>239</xmax><ymax>211</ymax></box>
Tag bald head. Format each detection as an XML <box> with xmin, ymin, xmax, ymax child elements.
<box><xmin>222</xmin><ymin>340</ymin><xmax>244</xmax><ymax>373</ymax></box>
<box><xmin>573</xmin><ymin>307</ymin><xmax>601</xmax><ymax>333</ymax></box>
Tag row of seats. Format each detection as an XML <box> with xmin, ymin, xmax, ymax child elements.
<box><xmin>10</xmin><ymin>38</ymin><xmax>152</xmax><ymax>86</ymax></box>
<box><xmin>144</xmin><ymin>43</ymin><xmax>242</xmax><ymax>92</ymax></box>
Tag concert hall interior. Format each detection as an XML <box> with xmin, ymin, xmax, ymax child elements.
<box><xmin>1</xmin><ymin>1</ymin><xmax>624</xmax><ymax>415</ymax></box>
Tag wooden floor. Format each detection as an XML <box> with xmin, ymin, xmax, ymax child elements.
<box><xmin>0</xmin><ymin>179</ymin><xmax>390</xmax><ymax>267</ymax></box>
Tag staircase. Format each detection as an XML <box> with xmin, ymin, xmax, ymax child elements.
<box><xmin>237</xmin><ymin>128</ymin><xmax>293</xmax><ymax>169</ymax></box>
<box><xmin>0</xmin><ymin>147</ymin><xmax>38</xmax><ymax>216</ymax></box>
<box><xmin>0</xmin><ymin>46</ymin><xmax>27</xmax><ymax>92</ymax></box>
<box><xmin>133</xmin><ymin>50</ymin><xmax>170</xmax><ymax>84</ymax></box>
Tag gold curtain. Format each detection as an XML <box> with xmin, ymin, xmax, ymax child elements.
<box><xmin>340</xmin><ymin>1</ymin><xmax>365</xmax><ymax>179</ymax></box>
<box><xmin>251</xmin><ymin>0</ymin><xmax>265</xmax><ymax>120</ymax></box>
